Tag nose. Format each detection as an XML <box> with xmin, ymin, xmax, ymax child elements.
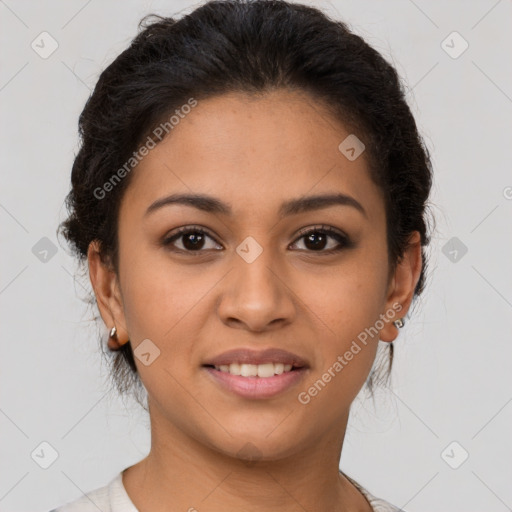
<box><xmin>216</xmin><ymin>246</ymin><xmax>297</xmax><ymax>332</ymax></box>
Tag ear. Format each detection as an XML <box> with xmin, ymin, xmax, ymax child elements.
<box><xmin>87</xmin><ymin>240</ymin><xmax>129</xmax><ymax>344</ymax></box>
<box><xmin>379</xmin><ymin>231</ymin><xmax>423</xmax><ymax>342</ymax></box>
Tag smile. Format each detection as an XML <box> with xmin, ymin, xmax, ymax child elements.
<box><xmin>209</xmin><ymin>362</ymin><xmax>296</xmax><ymax>377</ymax></box>
<box><xmin>202</xmin><ymin>364</ymin><xmax>308</xmax><ymax>399</ymax></box>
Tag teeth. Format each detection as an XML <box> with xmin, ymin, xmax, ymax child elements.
<box><xmin>214</xmin><ymin>362</ymin><xmax>295</xmax><ymax>377</ymax></box>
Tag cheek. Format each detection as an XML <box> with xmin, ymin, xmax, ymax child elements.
<box><xmin>119</xmin><ymin>240</ymin><xmax>189</xmax><ymax>335</ymax></box>
<box><xmin>295</xmin><ymin>252</ymin><xmax>388</xmax><ymax>383</ymax></box>
<box><xmin>306</xmin><ymin>256</ymin><xmax>388</xmax><ymax>338</ymax></box>
<box><xmin>119</xmin><ymin>245</ymin><xmax>221</xmax><ymax>373</ymax></box>
<box><xmin>295</xmin><ymin>283</ymin><xmax>382</xmax><ymax>419</ymax></box>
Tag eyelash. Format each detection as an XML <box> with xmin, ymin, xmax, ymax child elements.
<box><xmin>162</xmin><ymin>224</ymin><xmax>352</xmax><ymax>255</ymax></box>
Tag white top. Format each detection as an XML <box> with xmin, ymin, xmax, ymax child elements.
<box><xmin>49</xmin><ymin>469</ymin><xmax>406</xmax><ymax>512</ymax></box>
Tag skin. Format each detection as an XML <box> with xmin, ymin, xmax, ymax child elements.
<box><xmin>88</xmin><ymin>89</ymin><xmax>422</xmax><ymax>512</ymax></box>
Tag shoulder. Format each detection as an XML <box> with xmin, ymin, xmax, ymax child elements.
<box><xmin>48</xmin><ymin>471</ymin><xmax>138</xmax><ymax>512</ymax></box>
<box><xmin>342</xmin><ymin>472</ymin><xmax>408</xmax><ymax>512</ymax></box>
<box><xmin>48</xmin><ymin>481</ymin><xmax>111</xmax><ymax>512</ymax></box>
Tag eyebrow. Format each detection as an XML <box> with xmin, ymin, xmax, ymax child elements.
<box><xmin>144</xmin><ymin>192</ymin><xmax>367</xmax><ymax>219</ymax></box>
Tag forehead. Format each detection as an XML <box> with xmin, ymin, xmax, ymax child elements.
<box><xmin>120</xmin><ymin>90</ymin><xmax>384</xmax><ymax>222</ymax></box>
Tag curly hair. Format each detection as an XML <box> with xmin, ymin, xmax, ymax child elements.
<box><xmin>58</xmin><ymin>0</ymin><xmax>434</xmax><ymax>405</ymax></box>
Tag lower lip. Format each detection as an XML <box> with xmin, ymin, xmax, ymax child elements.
<box><xmin>203</xmin><ymin>367</ymin><xmax>307</xmax><ymax>399</ymax></box>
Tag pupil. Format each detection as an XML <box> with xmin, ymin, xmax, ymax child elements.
<box><xmin>184</xmin><ymin>232</ymin><xmax>204</xmax><ymax>250</ymax></box>
<box><xmin>305</xmin><ymin>232</ymin><xmax>326</xmax><ymax>250</ymax></box>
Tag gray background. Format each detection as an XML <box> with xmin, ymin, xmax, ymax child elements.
<box><xmin>1</xmin><ymin>0</ymin><xmax>511</xmax><ymax>511</ymax></box>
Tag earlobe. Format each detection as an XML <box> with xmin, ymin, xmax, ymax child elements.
<box><xmin>379</xmin><ymin>231</ymin><xmax>422</xmax><ymax>343</ymax></box>
<box><xmin>87</xmin><ymin>240</ymin><xmax>130</xmax><ymax>347</ymax></box>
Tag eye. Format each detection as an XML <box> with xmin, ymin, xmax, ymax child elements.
<box><xmin>289</xmin><ymin>225</ymin><xmax>352</xmax><ymax>253</ymax></box>
<box><xmin>162</xmin><ymin>224</ymin><xmax>353</xmax><ymax>255</ymax></box>
<box><xmin>162</xmin><ymin>226</ymin><xmax>223</xmax><ymax>253</ymax></box>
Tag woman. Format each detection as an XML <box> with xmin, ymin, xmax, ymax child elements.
<box><xmin>52</xmin><ymin>0</ymin><xmax>433</xmax><ymax>510</ymax></box>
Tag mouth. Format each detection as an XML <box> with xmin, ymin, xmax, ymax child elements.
<box><xmin>202</xmin><ymin>362</ymin><xmax>304</xmax><ymax>377</ymax></box>
<box><xmin>201</xmin><ymin>362</ymin><xmax>308</xmax><ymax>399</ymax></box>
<box><xmin>201</xmin><ymin>347</ymin><xmax>309</xmax><ymax>399</ymax></box>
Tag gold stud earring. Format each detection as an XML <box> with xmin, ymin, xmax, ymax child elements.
<box><xmin>107</xmin><ymin>325</ymin><xmax>129</xmax><ymax>350</ymax></box>
<box><xmin>393</xmin><ymin>318</ymin><xmax>405</xmax><ymax>329</ymax></box>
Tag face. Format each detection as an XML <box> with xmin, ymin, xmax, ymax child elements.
<box><xmin>89</xmin><ymin>89</ymin><xmax>421</xmax><ymax>462</ymax></box>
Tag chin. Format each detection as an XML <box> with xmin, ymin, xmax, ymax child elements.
<box><xmin>205</xmin><ymin>428</ymin><xmax>306</xmax><ymax>464</ymax></box>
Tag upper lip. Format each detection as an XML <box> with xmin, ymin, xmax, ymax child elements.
<box><xmin>202</xmin><ymin>348</ymin><xmax>309</xmax><ymax>368</ymax></box>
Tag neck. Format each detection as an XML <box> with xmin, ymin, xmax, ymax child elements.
<box><xmin>122</xmin><ymin>401</ymin><xmax>372</xmax><ymax>512</ymax></box>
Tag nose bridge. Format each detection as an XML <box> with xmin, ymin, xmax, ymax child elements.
<box><xmin>217</xmin><ymin>237</ymin><xmax>295</xmax><ymax>329</ymax></box>
<box><xmin>234</xmin><ymin>238</ymin><xmax>282</xmax><ymax>301</ymax></box>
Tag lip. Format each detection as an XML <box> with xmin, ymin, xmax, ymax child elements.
<box><xmin>203</xmin><ymin>366</ymin><xmax>308</xmax><ymax>399</ymax></box>
<box><xmin>202</xmin><ymin>347</ymin><xmax>309</xmax><ymax>367</ymax></box>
